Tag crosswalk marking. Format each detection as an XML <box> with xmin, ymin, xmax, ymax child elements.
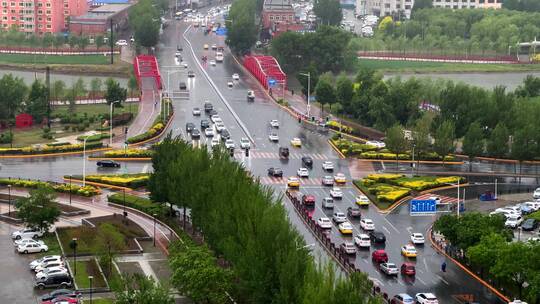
<box><xmin>234</xmin><ymin>151</ymin><xmax>329</xmax><ymax>160</ymax></box>
<box><xmin>258</xmin><ymin>177</ymin><xmax>323</xmax><ymax>185</ymax></box>
<box><xmin>414</xmin><ymin>193</ymin><xmax>457</xmax><ymax>204</ymax></box>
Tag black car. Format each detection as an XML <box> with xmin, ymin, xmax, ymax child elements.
<box><xmin>187</xmin><ymin>70</ymin><xmax>195</xmax><ymax>78</ymax></box>
<box><xmin>35</xmin><ymin>273</ymin><xmax>72</xmax><ymax>290</ymax></box>
<box><xmin>279</xmin><ymin>147</ymin><xmax>289</xmax><ymax>158</ymax></box>
<box><xmin>200</xmin><ymin>119</ymin><xmax>210</xmax><ymax>129</ymax></box>
<box><xmin>522</xmin><ymin>218</ymin><xmax>538</xmax><ymax>231</ymax></box>
<box><xmin>179</xmin><ymin>82</ymin><xmax>187</xmax><ymax>90</ymax></box>
<box><xmin>347</xmin><ymin>207</ymin><xmax>361</xmax><ymax>218</ymax></box>
<box><xmin>209</xmin><ymin>109</ymin><xmax>218</xmax><ymax>116</ymax></box>
<box><xmin>185</xmin><ymin>122</ymin><xmax>195</xmax><ymax>133</ymax></box>
<box><xmin>191</xmin><ymin>128</ymin><xmax>201</xmax><ymax>139</ymax></box>
<box><xmin>302</xmin><ymin>156</ymin><xmax>313</xmax><ymax>167</ymax></box>
<box><xmin>97</xmin><ymin>160</ymin><xmax>120</xmax><ymax>168</ymax></box>
<box><xmin>221</xmin><ymin>129</ymin><xmax>231</xmax><ymax>140</ymax></box>
<box><xmin>41</xmin><ymin>289</ymin><xmax>80</xmax><ymax>301</ymax></box>
<box><xmin>204</xmin><ymin>102</ymin><xmax>213</xmax><ymax>113</ymax></box>
<box><xmin>268</xmin><ymin>167</ymin><xmax>283</xmax><ymax>177</ymax></box>
<box><xmin>369</xmin><ymin>231</ymin><xmax>386</xmax><ymax>244</ymax></box>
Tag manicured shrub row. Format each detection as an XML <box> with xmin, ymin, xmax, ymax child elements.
<box><xmin>46</xmin><ymin>142</ymin><xmax>71</xmax><ymax>147</ymax></box>
<box><xmin>326</xmin><ymin>121</ymin><xmax>353</xmax><ymax>134</ymax></box>
<box><xmin>126</xmin><ymin>122</ymin><xmax>164</xmax><ymax>144</ymax></box>
<box><xmin>103</xmin><ymin>149</ymin><xmax>153</xmax><ymax>158</ymax></box>
<box><xmin>68</xmin><ymin>174</ymin><xmax>149</xmax><ymax>189</ymax></box>
<box><xmin>76</xmin><ymin>133</ymin><xmax>111</xmax><ymax>142</ymax></box>
<box><xmin>0</xmin><ymin>178</ymin><xmax>100</xmax><ymax>197</ymax></box>
<box><xmin>108</xmin><ymin>193</ymin><xmax>168</xmax><ymax>217</ymax></box>
<box><xmin>0</xmin><ymin>142</ymin><xmax>104</xmax><ymax>155</ymax></box>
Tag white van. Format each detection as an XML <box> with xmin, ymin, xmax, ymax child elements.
<box><xmin>215</xmin><ymin>52</ymin><xmax>224</xmax><ymax>62</ymax></box>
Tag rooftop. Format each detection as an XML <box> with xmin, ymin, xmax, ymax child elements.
<box><xmin>70</xmin><ymin>3</ymin><xmax>131</xmax><ymax>22</ymax></box>
<box><xmin>263</xmin><ymin>0</ymin><xmax>293</xmax><ymax>11</ymax></box>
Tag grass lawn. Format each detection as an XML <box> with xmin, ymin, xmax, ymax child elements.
<box><xmin>356</xmin><ymin>58</ymin><xmax>540</xmax><ymax>73</ymax></box>
<box><xmin>69</xmin><ymin>259</ymin><xmax>107</xmax><ymax>288</ymax></box>
<box><xmin>90</xmin><ymin>299</ymin><xmax>115</xmax><ymax>304</ymax></box>
<box><xmin>40</xmin><ymin>233</ymin><xmax>62</xmax><ymax>257</ymax></box>
<box><xmin>0</xmin><ymin>53</ymin><xmax>116</xmax><ymax>65</ymax></box>
<box><xmin>52</xmin><ymin>103</ymin><xmax>139</xmax><ymax>117</ymax></box>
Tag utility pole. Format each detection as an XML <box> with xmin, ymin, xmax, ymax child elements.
<box><xmin>110</xmin><ymin>19</ymin><xmax>114</xmax><ymax>65</ymax></box>
<box><xmin>46</xmin><ymin>66</ymin><xmax>51</xmax><ymax>129</ymax></box>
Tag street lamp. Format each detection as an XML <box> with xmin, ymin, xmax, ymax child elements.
<box><xmin>70</xmin><ymin>238</ymin><xmax>78</xmax><ymax>276</ymax></box>
<box><xmin>109</xmin><ymin>100</ymin><xmax>120</xmax><ymax>146</ymax></box>
<box><xmin>7</xmin><ymin>184</ymin><xmax>11</xmax><ymax>217</ymax></box>
<box><xmin>88</xmin><ymin>275</ymin><xmax>94</xmax><ymax>304</ymax></box>
<box><xmin>298</xmin><ymin>72</ymin><xmax>311</xmax><ymax>119</ymax></box>
<box><xmin>82</xmin><ymin>137</ymin><xmax>88</xmax><ymax>186</ymax></box>
<box><xmin>69</xmin><ymin>175</ymin><xmax>72</xmax><ymax>205</ymax></box>
<box><xmin>411</xmin><ymin>144</ymin><xmax>416</xmax><ymax>177</ymax></box>
<box><xmin>153</xmin><ymin>213</ymin><xmax>157</xmax><ymax>247</ymax></box>
<box><xmin>446</xmin><ymin>180</ymin><xmax>461</xmax><ymax>218</ymax></box>
<box><xmin>123</xmin><ymin>188</ymin><xmax>127</xmax><ymax>217</ymax></box>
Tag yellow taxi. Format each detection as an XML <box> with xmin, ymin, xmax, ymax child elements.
<box><xmin>338</xmin><ymin>222</ymin><xmax>354</xmax><ymax>235</ymax></box>
<box><xmin>203</xmin><ymin>44</ymin><xmax>209</xmax><ymax>50</ymax></box>
<box><xmin>355</xmin><ymin>194</ymin><xmax>370</xmax><ymax>206</ymax></box>
<box><xmin>287</xmin><ymin>176</ymin><xmax>300</xmax><ymax>188</ymax></box>
<box><xmin>401</xmin><ymin>244</ymin><xmax>418</xmax><ymax>258</ymax></box>
<box><xmin>290</xmin><ymin>137</ymin><xmax>302</xmax><ymax>147</ymax></box>
<box><xmin>334</xmin><ymin>173</ymin><xmax>347</xmax><ymax>184</ymax></box>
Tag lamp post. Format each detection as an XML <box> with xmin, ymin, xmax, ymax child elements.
<box><xmin>82</xmin><ymin>137</ymin><xmax>88</xmax><ymax>186</ymax></box>
<box><xmin>298</xmin><ymin>72</ymin><xmax>311</xmax><ymax>118</ymax></box>
<box><xmin>153</xmin><ymin>213</ymin><xmax>157</xmax><ymax>247</ymax></box>
<box><xmin>411</xmin><ymin>144</ymin><xmax>416</xmax><ymax>177</ymax></box>
<box><xmin>70</xmin><ymin>238</ymin><xmax>78</xmax><ymax>276</ymax></box>
<box><xmin>7</xmin><ymin>184</ymin><xmax>11</xmax><ymax>216</ymax></box>
<box><xmin>89</xmin><ymin>275</ymin><xmax>94</xmax><ymax>304</ymax></box>
<box><xmin>69</xmin><ymin>175</ymin><xmax>72</xmax><ymax>205</ymax></box>
<box><xmin>123</xmin><ymin>188</ymin><xmax>126</xmax><ymax>217</ymax></box>
<box><xmin>494</xmin><ymin>178</ymin><xmax>498</xmax><ymax>200</ymax></box>
<box><xmin>109</xmin><ymin>100</ymin><xmax>120</xmax><ymax>146</ymax></box>
<box><xmin>447</xmin><ymin>181</ymin><xmax>461</xmax><ymax>218</ymax></box>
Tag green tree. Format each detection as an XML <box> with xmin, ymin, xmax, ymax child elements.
<box><xmin>0</xmin><ymin>74</ymin><xmax>28</xmax><ymax>125</ymax></box>
<box><xmin>26</xmin><ymin>79</ymin><xmax>49</xmax><ymax>123</ymax></box>
<box><xmin>515</xmin><ymin>75</ymin><xmax>540</xmax><ymax>98</ymax></box>
<box><xmin>486</xmin><ymin>122</ymin><xmax>509</xmax><ymax>168</ymax></box>
<box><xmin>412</xmin><ymin>0</ymin><xmax>433</xmax><ymax>12</ymax></box>
<box><xmin>467</xmin><ymin>232</ymin><xmax>506</xmax><ymax>277</ymax></box>
<box><xmin>134</xmin><ymin>14</ymin><xmax>160</xmax><ymax>48</ymax></box>
<box><xmin>128</xmin><ymin>73</ymin><xmax>138</xmax><ymax>98</ymax></box>
<box><xmin>385</xmin><ymin>124</ymin><xmax>409</xmax><ymax>169</ymax></box>
<box><xmin>433</xmin><ymin>120</ymin><xmax>455</xmax><ymax>165</ymax></box>
<box><xmin>90</xmin><ymin>78</ymin><xmax>102</xmax><ymax>100</ymax></box>
<box><xmin>52</xmin><ymin>80</ymin><xmax>66</xmax><ymax>102</ymax></box>
<box><xmin>491</xmin><ymin>242</ymin><xmax>531</xmax><ymax>299</ymax></box>
<box><xmin>461</xmin><ymin>121</ymin><xmax>484</xmax><ymax>171</ymax></box>
<box><xmin>511</xmin><ymin>125</ymin><xmax>536</xmax><ymax>178</ymax></box>
<box><xmin>313</xmin><ymin>0</ymin><xmax>343</xmax><ymax>26</ymax></box>
<box><xmin>105</xmin><ymin>79</ymin><xmax>127</xmax><ymax>106</ymax></box>
<box><xmin>68</xmin><ymin>35</ymin><xmax>79</xmax><ymax>49</ymax></box>
<box><xmin>94</xmin><ymin>223</ymin><xmax>126</xmax><ymax>278</ymax></box>
<box><xmin>412</xmin><ymin>114</ymin><xmax>433</xmax><ymax>171</ymax></box>
<box><xmin>226</xmin><ymin>0</ymin><xmax>258</xmax><ymax>54</ymax></box>
<box><xmin>95</xmin><ymin>35</ymin><xmax>105</xmax><ymax>50</ymax></box>
<box><xmin>314</xmin><ymin>74</ymin><xmax>335</xmax><ymax>117</ymax></box>
<box><xmin>114</xmin><ymin>273</ymin><xmax>174</xmax><ymax>304</ymax></box>
<box><xmin>169</xmin><ymin>242</ymin><xmax>233</xmax><ymax>303</ymax></box>
<box><xmin>15</xmin><ymin>186</ymin><xmax>60</xmax><ymax>232</ymax></box>
<box><xmin>78</xmin><ymin>36</ymin><xmax>90</xmax><ymax>50</ymax></box>
<box><xmin>335</xmin><ymin>73</ymin><xmax>353</xmax><ymax>113</ymax></box>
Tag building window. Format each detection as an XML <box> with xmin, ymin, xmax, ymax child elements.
<box><xmin>46</xmin><ymin>3</ymin><xmax>50</xmax><ymax>7</ymax></box>
<box><xmin>38</xmin><ymin>16</ymin><xmax>41</xmax><ymax>21</ymax></box>
<box><xmin>385</xmin><ymin>3</ymin><xmax>390</xmax><ymax>8</ymax></box>
<box><xmin>38</xmin><ymin>9</ymin><xmax>41</xmax><ymax>14</ymax></box>
<box><xmin>46</xmin><ymin>24</ymin><xmax>50</xmax><ymax>28</ymax></box>
<box><xmin>38</xmin><ymin>24</ymin><xmax>42</xmax><ymax>28</ymax></box>
<box><xmin>46</xmin><ymin>17</ymin><xmax>50</xmax><ymax>21</ymax></box>
<box><xmin>10</xmin><ymin>2</ymin><xmax>14</xmax><ymax>6</ymax></box>
<box><xmin>46</xmin><ymin>9</ymin><xmax>50</xmax><ymax>14</ymax></box>
<box><xmin>10</xmin><ymin>15</ymin><xmax>15</xmax><ymax>20</ymax></box>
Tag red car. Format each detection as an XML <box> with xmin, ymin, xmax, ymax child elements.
<box><xmin>371</xmin><ymin>249</ymin><xmax>388</xmax><ymax>263</ymax></box>
<box><xmin>43</xmin><ymin>297</ymin><xmax>80</xmax><ymax>304</ymax></box>
<box><xmin>302</xmin><ymin>194</ymin><xmax>316</xmax><ymax>206</ymax></box>
<box><xmin>401</xmin><ymin>262</ymin><xmax>416</xmax><ymax>276</ymax></box>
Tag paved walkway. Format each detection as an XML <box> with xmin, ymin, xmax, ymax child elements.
<box><xmin>125</xmin><ymin>77</ymin><xmax>161</xmax><ymax>147</ymax></box>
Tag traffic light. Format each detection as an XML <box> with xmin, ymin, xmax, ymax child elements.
<box><xmin>229</xmin><ymin>148</ymin><xmax>234</xmax><ymax>157</ymax></box>
<box><xmin>245</xmin><ymin>148</ymin><xmax>249</xmax><ymax>157</ymax></box>
<box><xmin>326</xmin><ymin>116</ymin><xmax>329</xmax><ymax>122</ymax></box>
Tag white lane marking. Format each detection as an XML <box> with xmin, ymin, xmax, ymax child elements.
<box><xmin>417</xmin><ymin>277</ymin><xmax>427</xmax><ymax>285</ymax></box>
<box><xmin>382</xmin><ymin>226</ymin><xmax>391</xmax><ymax>235</ymax></box>
<box><xmin>423</xmin><ymin>257</ymin><xmax>429</xmax><ymax>271</ymax></box>
<box><xmin>381</xmin><ymin>162</ymin><xmax>386</xmax><ymax>170</ymax></box>
<box><xmin>383</xmin><ymin>217</ymin><xmax>400</xmax><ymax>233</ymax></box>
<box><xmin>397</xmin><ymin>280</ymin><xmax>404</xmax><ymax>286</ymax></box>
<box><xmin>437</xmin><ymin>275</ymin><xmax>450</xmax><ymax>285</ymax></box>
<box><xmin>141</xmin><ymin>164</ymin><xmax>149</xmax><ymax>173</ymax></box>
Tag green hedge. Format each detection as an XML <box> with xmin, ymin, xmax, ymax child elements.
<box><xmin>0</xmin><ymin>142</ymin><xmax>103</xmax><ymax>155</ymax></box>
<box><xmin>67</xmin><ymin>174</ymin><xmax>149</xmax><ymax>189</ymax></box>
<box><xmin>46</xmin><ymin>142</ymin><xmax>71</xmax><ymax>147</ymax></box>
<box><xmin>126</xmin><ymin>122</ymin><xmax>164</xmax><ymax>144</ymax></box>
<box><xmin>108</xmin><ymin>193</ymin><xmax>168</xmax><ymax>217</ymax></box>
<box><xmin>77</xmin><ymin>133</ymin><xmax>112</xmax><ymax>142</ymax></box>
<box><xmin>0</xmin><ymin>178</ymin><xmax>100</xmax><ymax>197</ymax></box>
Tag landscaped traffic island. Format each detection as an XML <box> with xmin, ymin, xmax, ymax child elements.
<box><xmin>0</xmin><ymin>178</ymin><xmax>100</xmax><ymax>196</ymax></box>
<box><xmin>65</xmin><ymin>173</ymin><xmax>149</xmax><ymax>189</ymax></box>
<box><xmin>354</xmin><ymin>174</ymin><xmax>465</xmax><ymax>209</ymax></box>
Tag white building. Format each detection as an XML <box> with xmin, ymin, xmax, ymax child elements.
<box><xmin>432</xmin><ymin>0</ymin><xmax>502</xmax><ymax>9</ymax></box>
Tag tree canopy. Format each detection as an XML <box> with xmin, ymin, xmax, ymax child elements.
<box><xmin>15</xmin><ymin>186</ymin><xmax>60</xmax><ymax>232</ymax></box>
<box><xmin>226</xmin><ymin>0</ymin><xmax>258</xmax><ymax>54</ymax></box>
<box><xmin>313</xmin><ymin>0</ymin><xmax>343</xmax><ymax>26</ymax></box>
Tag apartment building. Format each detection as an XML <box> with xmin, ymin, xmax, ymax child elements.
<box><xmin>432</xmin><ymin>0</ymin><xmax>502</xmax><ymax>9</ymax></box>
<box><xmin>0</xmin><ymin>0</ymin><xmax>88</xmax><ymax>34</ymax></box>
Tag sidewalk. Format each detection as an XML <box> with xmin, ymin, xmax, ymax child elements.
<box><xmin>125</xmin><ymin>77</ymin><xmax>161</xmax><ymax>147</ymax></box>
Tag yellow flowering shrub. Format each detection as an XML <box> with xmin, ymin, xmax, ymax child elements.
<box><xmin>104</xmin><ymin>149</ymin><xmax>153</xmax><ymax>158</ymax></box>
<box><xmin>70</xmin><ymin>174</ymin><xmax>149</xmax><ymax>188</ymax></box>
<box><xmin>377</xmin><ymin>190</ymin><xmax>410</xmax><ymax>203</ymax></box>
<box><xmin>126</xmin><ymin>122</ymin><xmax>166</xmax><ymax>144</ymax></box>
<box><xmin>0</xmin><ymin>178</ymin><xmax>99</xmax><ymax>197</ymax></box>
<box><xmin>365</xmin><ymin>174</ymin><xmax>404</xmax><ymax>183</ymax></box>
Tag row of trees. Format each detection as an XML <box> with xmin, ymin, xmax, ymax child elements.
<box><xmin>0</xmin><ymin>27</ymin><xmax>110</xmax><ymax>51</ymax></box>
<box><xmin>503</xmin><ymin>0</ymin><xmax>540</xmax><ymax>12</ymax></box>
<box><xmin>226</xmin><ymin>0</ymin><xmax>259</xmax><ymax>54</ymax></box>
<box><xmin>313</xmin><ymin>0</ymin><xmax>343</xmax><ymax>26</ymax></box>
<box><xmin>434</xmin><ymin>213</ymin><xmax>540</xmax><ymax>302</ymax></box>
<box><xmin>128</xmin><ymin>0</ymin><xmax>163</xmax><ymax>50</ymax></box>
<box><xmin>359</xmin><ymin>8</ymin><xmax>540</xmax><ymax>55</ymax></box>
<box><xmin>149</xmin><ymin>135</ymin><xmax>382</xmax><ymax>303</ymax></box>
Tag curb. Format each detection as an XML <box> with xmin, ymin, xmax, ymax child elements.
<box><xmin>127</xmin><ymin>112</ymin><xmax>175</xmax><ymax>147</ymax></box>
<box><xmin>0</xmin><ymin>147</ymin><xmax>112</xmax><ymax>159</ymax></box>
<box><xmin>63</xmin><ymin>177</ymin><xmax>134</xmax><ymax>192</ymax></box>
<box><xmin>328</xmin><ymin>139</ymin><xmax>346</xmax><ymax>159</ymax></box>
<box><xmin>357</xmin><ymin>159</ymin><xmax>464</xmax><ymax>165</ymax></box>
<box><xmin>428</xmin><ymin>226</ymin><xmax>510</xmax><ymax>303</ymax></box>
<box><xmin>88</xmin><ymin>157</ymin><xmax>152</xmax><ymax>161</ymax></box>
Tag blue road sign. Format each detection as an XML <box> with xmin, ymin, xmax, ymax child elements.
<box><xmin>410</xmin><ymin>199</ymin><xmax>437</xmax><ymax>216</ymax></box>
<box><xmin>268</xmin><ymin>78</ymin><xmax>277</xmax><ymax>87</ymax></box>
<box><xmin>216</xmin><ymin>27</ymin><xmax>228</xmax><ymax>36</ymax></box>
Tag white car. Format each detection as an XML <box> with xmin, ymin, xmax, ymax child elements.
<box><xmin>240</xmin><ymin>137</ymin><xmax>251</xmax><ymax>149</ymax></box>
<box><xmin>181</xmin><ymin>61</ymin><xmax>188</xmax><ymax>68</ymax></box>
<box><xmin>411</xmin><ymin>233</ymin><xmax>425</xmax><ymax>245</ymax></box>
<box><xmin>205</xmin><ymin>128</ymin><xmax>214</xmax><ymax>137</ymax></box>
<box><xmin>534</xmin><ymin>187</ymin><xmax>540</xmax><ymax>199</ymax></box>
<box><xmin>415</xmin><ymin>293</ymin><xmax>439</xmax><ymax>304</ymax></box>
<box><xmin>232</xmin><ymin>73</ymin><xmax>240</xmax><ymax>80</ymax></box>
<box><xmin>210</xmin><ymin>138</ymin><xmax>220</xmax><ymax>147</ymax></box>
<box><xmin>34</xmin><ymin>260</ymin><xmax>65</xmax><ymax>273</ymax></box>
<box><xmin>322</xmin><ymin>197</ymin><xmax>334</xmax><ymax>209</ymax></box>
<box><xmin>523</xmin><ymin>201</ymin><xmax>540</xmax><ymax>211</ymax></box>
<box><xmin>268</xmin><ymin>133</ymin><xmax>279</xmax><ymax>142</ymax></box>
<box><xmin>509</xmin><ymin>301</ymin><xmax>528</xmax><ymax>304</ymax></box>
<box><xmin>115</xmin><ymin>39</ymin><xmax>128</xmax><ymax>46</ymax></box>
<box><xmin>215</xmin><ymin>123</ymin><xmax>226</xmax><ymax>133</ymax></box>
<box><xmin>366</xmin><ymin>140</ymin><xmax>385</xmax><ymax>148</ymax></box>
<box><xmin>225</xmin><ymin>139</ymin><xmax>235</xmax><ymax>149</ymax></box>
<box><xmin>14</xmin><ymin>238</ymin><xmax>45</xmax><ymax>248</ymax></box>
<box><xmin>354</xmin><ymin>234</ymin><xmax>371</xmax><ymax>248</ymax></box>
<box><xmin>322</xmin><ymin>161</ymin><xmax>334</xmax><ymax>171</ymax></box>
<box><xmin>209</xmin><ymin>59</ymin><xmax>216</xmax><ymax>66</ymax></box>
<box><xmin>360</xmin><ymin>218</ymin><xmax>375</xmax><ymax>230</ymax></box>
<box><xmin>318</xmin><ymin>217</ymin><xmax>332</xmax><ymax>229</ymax></box>
<box><xmin>297</xmin><ymin>168</ymin><xmax>309</xmax><ymax>178</ymax></box>
<box><xmin>270</xmin><ymin>120</ymin><xmax>280</xmax><ymax>128</ymax></box>
<box><xmin>333</xmin><ymin>212</ymin><xmax>347</xmax><ymax>223</ymax></box>
<box><xmin>35</xmin><ymin>267</ymin><xmax>68</xmax><ymax>280</ymax></box>
<box><xmin>211</xmin><ymin>44</ymin><xmax>217</xmax><ymax>50</ymax></box>
<box><xmin>380</xmin><ymin>263</ymin><xmax>399</xmax><ymax>276</ymax></box>
<box><xmin>175</xmin><ymin>50</ymin><xmax>182</xmax><ymax>57</ymax></box>
<box><xmin>18</xmin><ymin>242</ymin><xmax>48</xmax><ymax>254</ymax></box>
<box><xmin>330</xmin><ymin>187</ymin><xmax>343</xmax><ymax>199</ymax></box>
<box><xmin>505</xmin><ymin>216</ymin><xmax>523</xmax><ymax>228</ymax></box>
<box><xmin>192</xmin><ymin>107</ymin><xmax>201</xmax><ymax>116</ymax></box>
<box><xmin>340</xmin><ymin>241</ymin><xmax>356</xmax><ymax>253</ymax></box>
<box><xmin>210</xmin><ymin>115</ymin><xmax>221</xmax><ymax>123</ymax></box>
<box><xmin>29</xmin><ymin>256</ymin><xmax>62</xmax><ymax>270</ymax></box>
<box><xmin>11</xmin><ymin>228</ymin><xmax>44</xmax><ymax>240</ymax></box>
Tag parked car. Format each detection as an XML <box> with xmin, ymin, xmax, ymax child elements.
<box><xmin>322</xmin><ymin>161</ymin><xmax>334</xmax><ymax>171</ymax></box>
<box><xmin>415</xmin><ymin>293</ymin><xmax>439</xmax><ymax>304</ymax></box>
<box><xmin>302</xmin><ymin>194</ymin><xmax>316</xmax><ymax>207</ymax></box>
<box><xmin>339</xmin><ymin>242</ymin><xmax>356</xmax><ymax>255</ymax></box>
<box><xmin>393</xmin><ymin>293</ymin><xmax>415</xmax><ymax>304</ymax></box>
<box><xmin>360</xmin><ymin>218</ymin><xmax>375</xmax><ymax>231</ymax></box>
<box><xmin>18</xmin><ymin>242</ymin><xmax>48</xmax><ymax>254</ymax></box>
<box><xmin>36</xmin><ymin>267</ymin><xmax>68</xmax><ymax>280</ymax></box>
<box><xmin>12</xmin><ymin>228</ymin><xmax>44</xmax><ymax>240</ymax></box>
<box><xmin>411</xmin><ymin>233</ymin><xmax>425</xmax><ymax>244</ymax></box>
<box><xmin>13</xmin><ymin>238</ymin><xmax>44</xmax><ymax>248</ymax></box>
<box><xmin>534</xmin><ymin>187</ymin><xmax>540</xmax><ymax>199</ymax></box>
<box><xmin>321</xmin><ymin>175</ymin><xmax>334</xmax><ymax>186</ymax></box>
<box><xmin>35</xmin><ymin>273</ymin><xmax>72</xmax><ymax>290</ymax></box>
<box><xmin>516</xmin><ymin>203</ymin><xmax>534</xmax><ymax>215</ymax></box>
<box><xmin>301</xmin><ymin>156</ymin><xmax>313</xmax><ymax>167</ymax></box>
<box><xmin>267</xmin><ymin>167</ymin><xmax>283</xmax><ymax>177</ymax></box>
<box><xmin>380</xmin><ymin>262</ymin><xmax>399</xmax><ymax>276</ymax></box>
<box><xmin>371</xmin><ymin>249</ymin><xmax>388</xmax><ymax>263</ymax></box>
<box><xmin>354</xmin><ymin>233</ymin><xmax>371</xmax><ymax>248</ymax></box>
<box><xmin>369</xmin><ymin>231</ymin><xmax>386</xmax><ymax>244</ymax></box>
<box><xmin>347</xmin><ymin>207</ymin><xmax>361</xmax><ymax>218</ymax></box>
<box><xmin>317</xmin><ymin>217</ymin><xmax>332</xmax><ymax>229</ymax></box>
<box><xmin>505</xmin><ymin>215</ymin><xmax>523</xmax><ymax>228</ymax></box>
<box><xmin>96</xmin><ymin>160</ymin><xmax>120</xmax><ymax>168</ymax></box>
<box><xmin>333</xmin><ymin>212</ymin><xmax>347</xmax><ymax>223</ymax></box>
<box><xmin>41</xmin><ymin>289</ymin><xmax>81</xmax><ymax>302</ymax></box>
<box><xmin>322</xmin><ymin>197</ymin><xmax>334</xmax><ymax>209</ymax></box>
<box><xmin>30</xmin><ymin>256</ymin><xmax>62</xmax><ymax>270</ymax></box>
<box><xmin>401</xmin><ymin>263</ymin><xmax>416</xmax><ymax>276</ymax></box>
<box><xmin>522</xmin><ymin>218</ymin><xmax>538</xmax><ymax>231</ymax></box>
<box><xmin>523</xmin><ymin>201</ymin><xmax>540</xmax><ymax>211</ymax></box>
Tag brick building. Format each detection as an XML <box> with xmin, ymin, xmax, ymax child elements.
<box><xmin>69</xmin><ymin>3</ymin><xmax>131</xmax><ymax>36</ymax></box>
<box><xmin>262</xmin><ymin>0</ymin><xmax>304</xmax><ymax>37</ymax></box>
<box><xmin>0</xmin><ymin>0</ymin><xmax>88</xmax><ymax>34</ymax></box>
